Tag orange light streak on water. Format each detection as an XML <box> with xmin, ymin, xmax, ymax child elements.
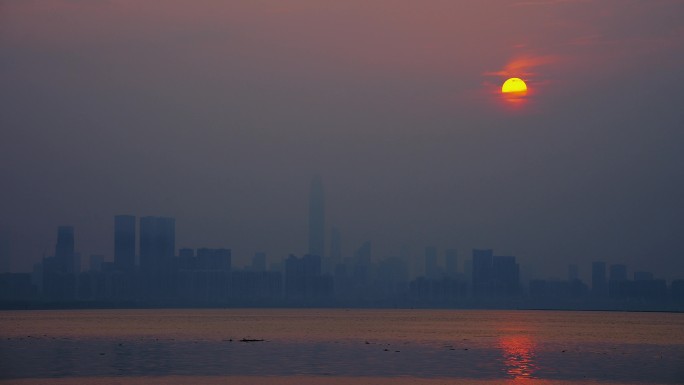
<box><xmin>499</xmin><ymin>335</ymin><xmax>538</xmax><ymax>380</ymax></box>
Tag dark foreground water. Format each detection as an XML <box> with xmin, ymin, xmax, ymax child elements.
<box><xmin>1</xmin><ymin>309</ymin><xmax>683</xmax><ymax>384</ymax></box>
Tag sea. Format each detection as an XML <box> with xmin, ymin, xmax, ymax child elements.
<box><xmin>1</xmin><ymin>309</ymin><xmax>683</xmax><ymax>384</ymax></box>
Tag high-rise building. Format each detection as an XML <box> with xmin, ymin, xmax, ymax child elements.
<box><xmin>285</xmin><ymin>254</ymin><xmax>330</xmax><ymax>298</ymax></box>
<box><xmin>252</xmin><ymin>252</ymin><xmax>266</xmax><ymax>272</ymax></box>
<box><xmin>463</xmin><ymin>259</ymin><xmax>473</xmax><ymax>284</ymax></box>
<box><xmin>114</xmin><ymin>215</ymin><xmax>136</xmax><ymax>272</ymax></box>
<box><xmin>177</xmin><ymin>248</ymin><xmax>195</xmax><ymax>270</ymax></box>
<box><xmin>139</xmin><ymin>216</ymin><xmax>175</xmax><ymax>274</ymax></box>
<box><xmin>591</xmin><ymin>261</ymin><xmax>607</xmax><ymax>297</ymax></box>
<box><xmin>42</xmin><ymin>226</ymin><xmax>77</xmax><ymax>300</ymax></box>
<box><xmin>197</xmin><ymin>248</ymin><xmax>231</xmax><ymax>271</ymax></box>
<box><xmin>329</xmin><ymin>226</ymin><xmax>342</xmax><ymax>270</ymax></box>
<box><xmin>471</xmin><ymin>249</ymin><xmax>519</xmax><ymax>296</ymax></box>
<box><xmin>425</xmin><ymin>246</ymin><xmax>438</xmax><ymax>279</ymax></box>
<box><xmin>55</xmin><ymin>226</ymin><xmax>76</xmax><ymax>274</ymax></box>
<box><xmin>308</xmin><ymin>176</ymin><xmax>325</xmax><ymax>258</ymax></box>
<box><xmin>353</xmin><ymin>241</ymin><xmax>372</xmax><ymax>287</ymax></box>
<box><xmin>445</xmin><ymin>249</ymin><xmax>458</xmax><ymax>278</ymax></box>
<box><xmin>354</xmin><ymin>241</ymin><xmax>371</xmax><ymax>267</ymax></box>
<box><xmin>89</xmin><ymin>254</ymin><xmax>104</xmax><ymax>272</ymax></box>
<box><xmin>609</xmin><ymin>264</ymin><xmax>627</xmax><ymax>282</ymax></box>
<box><xmin>399</xmin><ymin>244</ymin><xmax>418</xmax><ymax>279</ymax></box>
<box><xmin>472</xmin><ymin>249</ymin><xmax>493</xmax><ymax>296</ymax></box>
<box><xmin>491</xmin><ymin>255</ymin><xmax>520</xmax><ymax>295</ymax></box>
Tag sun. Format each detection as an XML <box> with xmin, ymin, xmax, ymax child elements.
<box><xmin>501</xmin><ymin>77</ymin><xmax>527</xmax><ymax>94</ymax></box>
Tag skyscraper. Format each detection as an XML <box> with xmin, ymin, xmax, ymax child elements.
<box><xmin>252</xmin><ymin>252</ymin><xmax>267</xmax><ymax>272</ymax></box>
<box><xmin>114</xmin><ymin>215</ymin><xmax>136</xmax><ymax>272</ymax></box>
<box><xmin>472</xmin><ymin>249</ymin><xmax>493</xmax><ymax>296</ymax></box>
<box><xmin>139</xmin><ymin>216</ymin><xmax>175</xmax><ymax>274</ymax></box>
<box><xmin>609</xmin><ymin>264</ymin><xmax>627</xmax><ymax>282</ymax></box>
<box><xmin>197</xmin><ymin>248</ymin><xmax>231</xmax><ymax>271</ymax></box>
<box><xmin>425</xmin><ymin>246</ymin><xmax>438</xmax><ymax>279</ymax></box>
<box><xmin>492</xmin><ymin>255</ymin><xmax>520</xmax><ymax>295</ymax></box>
<box><xmin>592</xmin><ymin>261</ymin><xmax>607</xmax><ymax>297</ymax></box>
<box><xmin>285</xmin><ymin>254</ymin><xmax>326</xmax><ymax>298</ymax></box>
<box><xmin>308</xmin><ymin>175</ymin><xmax>325</xmax><ymax>258</ymax></box>
<box><xmin>55</xmin><ymin>226</ymin><xmax>75</xmax><ymax>274</ymax></box>
<box><xmin>472</xmin><ymin>249</ymin><xmax>519</xmax><ymax>296</ymax></box>
<box><xmin>329</xmin><ymin>226</ymin><xmax>342</xmax><ymax>271</ymax></box>
<box><xmin>354</xmin><ymin>241</ymin><xmax>372</xmax><ymax>267</ymax></box>
<box><xmin>445</xmin><ymin>249</ymin><xmax>458</xmax><ymax>278</ymax></box>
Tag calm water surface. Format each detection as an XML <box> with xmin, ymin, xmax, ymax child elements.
<box><xmin>1</xmin><ymin>309</ymin><xmax>683</xmax><ymax>384</ymax></box>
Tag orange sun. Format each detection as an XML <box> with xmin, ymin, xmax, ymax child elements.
<box><xmin>501</xmin><ymin>77</ymin><xmax>527</xmax><ymax>94</ymax></box>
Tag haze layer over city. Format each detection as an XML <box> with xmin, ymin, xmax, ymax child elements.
<box><xmin>1</xmin><ymin>0</ymin><xmax>683</xmax><ymax>285</ymax></box>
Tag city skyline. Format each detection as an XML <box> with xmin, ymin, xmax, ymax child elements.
<box><xmin>0</xmin><ymin>173</ymin><xmax>682</xmax><ymax>285</ymax></box>
<box><xmin>2</xmin><ymin>206</ymin><xmax>681</xmax><ymax>310</ymax></box>
<box><xmin>1</xmin><ymin>176</ymin><xmax>679</xmax><ymax>287</ymax></box>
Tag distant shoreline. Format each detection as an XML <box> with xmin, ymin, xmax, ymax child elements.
<box><xmin>1</xmin><ymin>300</ymin><xmax>682</xmax><ymax>313</ymax></box>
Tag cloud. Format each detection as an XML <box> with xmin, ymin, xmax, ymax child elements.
<box><xmin>484</xmin><ymin>55</ymin><xmax>560</xmax><ymax>79</ymax></box>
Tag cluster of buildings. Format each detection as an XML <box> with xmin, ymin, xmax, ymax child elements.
<box><xmin>0</xmin><ymin>177</ymin><xmax>683</xmax><ymax>310</ymax></box>
<box><xmin>528</xmin><ymin>261</ymin><xmax>680</xmax><ymax>308</ymax></box>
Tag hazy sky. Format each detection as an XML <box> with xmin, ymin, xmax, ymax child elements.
<box><xmin>2</xmin><ymin>0</ymin><xmax>683</xmax><ymax>280</ymax></box>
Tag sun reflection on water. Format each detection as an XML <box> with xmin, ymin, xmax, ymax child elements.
<box><xmin>499</xmin><ymin>335</ymin><xmax>538</xmax><ymax>380</ymax></box>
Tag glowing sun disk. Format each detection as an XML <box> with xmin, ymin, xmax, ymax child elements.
<box><xmin>501</xmin><ymin>77</ymin><xmax>527</xmax><ymax>94</ymax></box>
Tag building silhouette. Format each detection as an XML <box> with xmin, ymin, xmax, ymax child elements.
<box><xmin>445</xmin><ymin>249</ymin><xmax>458</xmax><ymax>279</ymax></box>
<box><xmin>308</xmin><ymin>176</ymin><xmax>325</xmax><ymax>258</ymax></box>
<box><xmin>591</xmin><ymin>261</ymin><xmax>607</xmax><ymax>297</ymax></box>
<box><xmin>354</xmin><ymin>241</ymin><xmax>371</xmax><ymax>266</ymax></box>
<box><xmin>329</xmin><ymin>226</ymin><xmax>342</xmax><ymax>272</ymax></box>
<box><xmin>197</xmin><ymin>248</ymin><xmax>231</xmax><ymax>301</ymax></box>
<box><xmin>609</xmin><ymin>264</ymin><xmax>627</xmax><ymax>282</ymax></box>
<box><xmin>114</xmin><ymin>215</ymin><xmax>136</xmax><ymax>272</ymax></box>
<box><xmin>55</xmin><ymin>226</ymin><xmax>76</xmax><ymax>274</ymax></box>
<box><xmin>40</xmin><ymin>225</ymin><xmax>78</xmax><ymax>300</ymax></box>
<box><xmin>252</xmin><ymin>252</ymin><xmax>267</xmax><ymax>272</ymax></box>
<box><xmin>89</xmin><ymin>254</ymin><xmax>104</xmax><ymax>272</ymax></box>
<box><xmin>472</xmin><ymin>249</ymin><xmax>493</xmax><ymax>296</ymax></box>
<box><xmin>425</xmin><ymin>246</ymin><xmax>438</xmax><ymax>279</ymax></box>
<box><xmin>138</xmin><ymin>216</ymin><xmax>175</xmax><ymax>298</ymax></box>
<box><xmin>139</xmin><ymin>216</ymin><xmax>175</xmax><ymax>274</ymax></box>
<box><xmin>197</xmin><ymin>248</ymin><xmax>231</xmax><ymax>271</ymax></box>
<box><xmin>491</xmin><ymin>255</ymin><xmax>520</xmax><ymax>296</ymax></box>
<box><xmin>285</xmin><ymin>254</ymin><xmax>331</xmax><ymax>299</ymax></box>
<box><xmin>3</xmin><ymin>177</ymin><xmax>683</xmax><ymax>310</ymax></box>
<box><xmin>471</xmin><ymin>249</ymin><xmax>519</xmax><ymax>297</ymax></box>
